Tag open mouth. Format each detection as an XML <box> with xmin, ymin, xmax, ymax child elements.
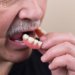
<box><xmin>6</xmin><ymin>30</ymin><xmax>36</xmax><ymax>50</ymax></box>
<box><xmin>6</xmin><ymin>26</ymin><xmax>44</xmax><ymax>51</ymax></box>
<box><xmin>9</xmin><ymin>31</ymin><xmax>35</xmax><ymax>41</ymax></box>
<box><xmin>6</xmin><ymin>19</ymin><xmax>41</xmax><ymax>50</ymax></box>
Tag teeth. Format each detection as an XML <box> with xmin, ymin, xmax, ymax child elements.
<box><xmin>33</xmin><ymin>40</ymin><xmax>39</xmax><ymax>45</ymax></box>
<box><xmin>33</xmin><ymin>40</ymin><xmax>42</xmax><ymax>46</ymax></box>
<box><xmin>23</xmin><ymin>34</ymin><xmax>42</xmax><ymax>47</ymax></box>
<box><xmin>23</xmin><ymin>34</ymin><xmax>29</xmax><ymax>40</ymax></box>
<box><xmin>38</xmin><ymin>41</ymin><xmax>42</xmax><ymax>46</ymax></box>
<box><xmin>28</xmin><ymin>37</ymin><xmax>35</xmax><ymax>43</ymax></box>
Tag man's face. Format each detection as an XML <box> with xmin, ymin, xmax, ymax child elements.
<box><xmin>0</xmin><ymin>0</ymin><xmax>47</xmax><ymax>62</ymax></box>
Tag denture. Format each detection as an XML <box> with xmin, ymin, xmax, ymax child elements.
<box><xmin>22</xmin><ymin>28</ymin><xmax>46</xmax><ymax>49</ymax></box>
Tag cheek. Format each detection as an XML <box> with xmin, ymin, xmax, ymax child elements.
<box><xmin>0</xmin><ymin>7</ymin><xmax>19</xmax><ymax>37</ymax></box>
<box><xmin>0</xmin><ymin>13</ymin><xmax>12</xmax><ymax>37</ymax></box>
<box><xmin>39</xmin><ymin>0</ymin><xmax>47</xmax><ymax>13</ymax></box>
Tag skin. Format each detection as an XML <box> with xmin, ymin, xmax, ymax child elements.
<box><xmin>40</xmin><ymin>33</ymin><xmax>75</xmax><ymax>75</ymax></box>
<box><xmin>0</xmin><ymin>0</ymin><xmax>47</xmax><ymax>74</ymax></box>
<box><xmin>0</xmin><ymin>0</ymin><xmax>75</xmax><ymax>75</ymax></box>
<box><xmin>0</xmin><ymin>0</ymin><xmax>47</xmax><ymax>62</ymax></box>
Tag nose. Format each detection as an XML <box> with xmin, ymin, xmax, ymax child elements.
<box><xmin>18</xmin><ymin>1</ymin><xmax>43</xmax><ymax>20</ymax></box>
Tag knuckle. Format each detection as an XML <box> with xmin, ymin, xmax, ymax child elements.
<box><xmin>53</xmin><ymin>57</ymin><xmax>59</xmax><ymax>63</ymax></box>
<box><xmin>63</xmin><ymin>42</ymin><xmax>71</xmax><ymax>46</ymax></box>
<box><xmin>62</xmin><ymin>42</ymin><xmax>72</xmax><ymax>52</ymax></box>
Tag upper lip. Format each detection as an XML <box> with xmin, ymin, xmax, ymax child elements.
<box><xmin>7</xmin><ymin>19</ymin><xmax>41</xmax><ymax>38</ymax></box>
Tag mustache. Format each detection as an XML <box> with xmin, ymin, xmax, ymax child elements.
<box><xmin>7</xmin><ymin>19</ymin><xmax>41</xmax><ymax>37</ymax></box>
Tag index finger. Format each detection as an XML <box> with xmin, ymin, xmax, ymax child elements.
<box><xmin>35</xmin><ymin>27</ymin><xmax>46</xmax><ymax>37</ymax></box>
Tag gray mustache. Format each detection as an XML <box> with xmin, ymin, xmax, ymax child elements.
<box><xmin>7</xmin><ymin>20</ymin><xmax>41</xmax><ymax>37</ymax></box>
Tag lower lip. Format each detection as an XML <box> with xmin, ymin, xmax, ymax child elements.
<box><xmin>6</xmin><ymin>31</ymin><xmax>36</xmax><ymax>50</ymax></box>
<box><xmin>6</xmin><ymin>39</ymin><xmax>28</xmax><ymax>50</ymax></box>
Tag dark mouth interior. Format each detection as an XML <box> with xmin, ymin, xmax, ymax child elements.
<box><xmin>9</xmin><ymin>31</ymin><xmax>35</xmax><ymax>41</ymax></box>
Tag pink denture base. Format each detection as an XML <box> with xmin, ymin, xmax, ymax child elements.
<box><xmin>23</xmin><ymin>39</ymin><xmax>41</xmax><ymax>49</ymax></box>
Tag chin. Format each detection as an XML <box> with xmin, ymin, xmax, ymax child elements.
<box><xmin>9</xmin><ymin>54</ymin><xmax>31</xmax><ymax>63</ymax></box>
<box><xmin>12</xmin><ymin>50</ymin><xmax>32</xmax><ymax>63</ymax></box>
<box><xmin>2</xmin><ymin>48</ymin><xmax>33</xmax><ymax>63</ymax></box>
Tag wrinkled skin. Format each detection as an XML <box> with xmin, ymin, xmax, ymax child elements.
<box><xmin>0</xmin><ymin>0</ymin><xmax>47</xmax><ymax>74</ymax></box>
<box><xmin>40</xmin><ymin>32</ymin><xmax>75</xmax><ymax>75</ymax></box>
<box><xmin>0</xmin><ymin>0</ymin><xmax>47</xmax><ymax>62</ymax></box>
<box><xmin>0</xmin><ymin>0</ymin><xmax>75</xmax><ymax>75</ymax></box>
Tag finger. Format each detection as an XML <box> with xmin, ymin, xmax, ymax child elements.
<box><xmin>35</xmin><ymin>27</ymin><xmax>47</xmax><ymax>37</ymax></box>
<box><xmin>41</xmin><ymin>42</ymin><xmax>75</xmax><ymax>62</ymax></box>
<box><xmin>51</xmin><ymin>68</ymin><xmax>67</xmax><ymax>75</ymax></box>
<box><xmin>48</xmin><ymin>54</ymin><xmax>75</xmax><ymax>71</ymax></box>
<box><xmin>41</xmin><ymin>33</ymin><xmax>75</xmax><ymax>49</ymax></box>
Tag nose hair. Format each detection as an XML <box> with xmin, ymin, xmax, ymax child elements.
<box><xmin>18</xmin><ymin>1</ymin><xmax>43</xmax><ymax>20</ymax></box>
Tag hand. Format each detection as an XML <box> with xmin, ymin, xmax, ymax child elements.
<box><xmin>40</xmin><ymin>32</ymin><xmax>75</xmax><ymax>75</ymax></box>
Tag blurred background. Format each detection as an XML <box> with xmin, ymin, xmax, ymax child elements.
<box><xmin>42</xmin><ymin>0</ymin><xmax>75</xmax><ymax>33</ymax></box>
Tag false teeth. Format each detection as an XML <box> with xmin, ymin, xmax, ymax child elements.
<box><xmin>23</xmin><ymin>34</ymin><xmax>29</xmax><ymax>40</ymax></box>
<box><xmin>33</xmin><ymin>40</ymin><xmax>39</xmax><ymax>45</ymax></box>
<box><xmin>38</xmin><ymin>41</ymin><xmax>42</xmax><ymax>46</ymax></box>
<box><xmin>28</xmin><ymin>37</ymin><xmax>35</xmax><ymax>43</ymax></box>
<box><xmin>22</xmin><ymin>34</ymin><xmax>42</xmax><ymax>49</ymax></box>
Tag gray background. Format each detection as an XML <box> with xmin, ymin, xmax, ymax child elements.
<box><xmin>42</xmin><ymin>0</ymin><xmax>75</xmax><ymax>33</ymax></box>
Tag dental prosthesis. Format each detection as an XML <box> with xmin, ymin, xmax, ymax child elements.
<box><xmin>22</xmin><ymin>28</ymin><xmax>46</xmax><ymax>49</ymax></box>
